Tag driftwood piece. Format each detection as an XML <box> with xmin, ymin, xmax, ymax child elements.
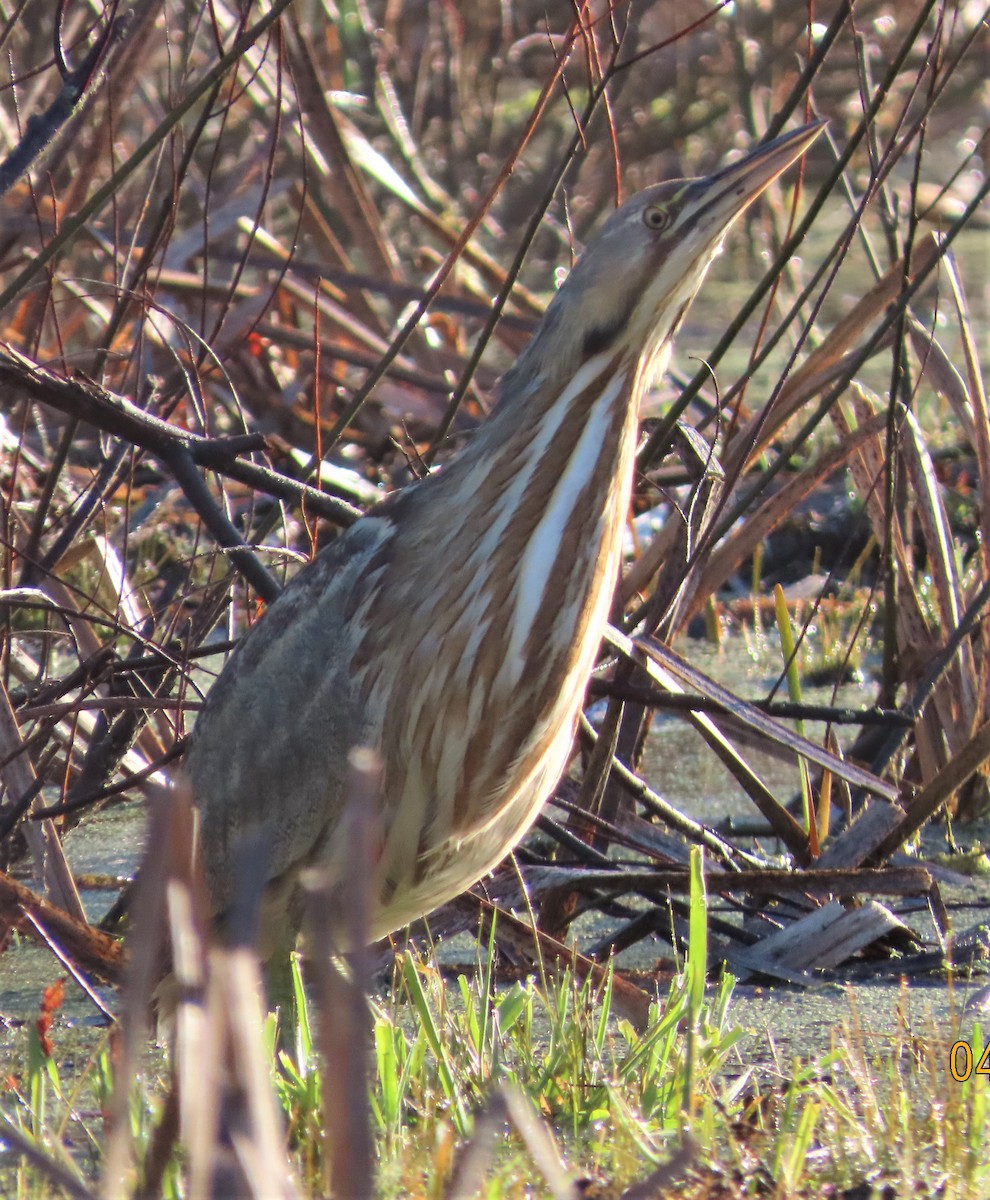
<box><xmin>713</xmin><ymin>940</ymin><xmax>813</xmax><ymax>987</ymax></box>
<box><xmin>0</xmin><ymin>868</ymin><xmax>124</xmax><ymax>986</ymax></box>
<box><xmin>452</xmin><ymin>862</ymin><xmax>934</xmax><ymax>910</ymax></box>
<box><xmin>419</xmin><ymin>859</ymin><xmax>935</xmax><ymax>994</ymax></box>
<box><xmin>740</xmin><ymin>899</ymin><xmax>915</xmax><ymax>976</ymax></box>
<box><xmin>817</xmin><ymin>801</ymin><xmax>906</xmax><ymax>868</ymax></box>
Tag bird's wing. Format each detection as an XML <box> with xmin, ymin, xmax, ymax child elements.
<box><xmin>184</xmin><ymin>514</ymin><xmax>395</xmax><ymax>917</ymax></box>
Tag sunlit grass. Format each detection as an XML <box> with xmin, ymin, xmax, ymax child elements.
<box><xmin>2</xmin><ymin>858</ymin><xmax>987</xmax><ymax>1198</ymax></box>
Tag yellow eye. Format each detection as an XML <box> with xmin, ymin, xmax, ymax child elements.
<box><xmin>643</xmin><ymin>205</ymin><xmax>671</xmax><ymax>231</ymax></box>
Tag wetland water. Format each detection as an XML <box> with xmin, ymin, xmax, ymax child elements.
<box><xmin>2</xmin><ymin>634</ymin><xmax>985</xmax><ymax>1074</ymax></box>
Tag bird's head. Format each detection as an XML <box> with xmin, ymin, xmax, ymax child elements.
<box><xmin>507</xmin><ymin>121</ymin><xmax>826</xmax><ymax>396</ymax></box>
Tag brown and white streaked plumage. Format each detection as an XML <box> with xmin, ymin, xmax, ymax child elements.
<box><xmin>186</xmin><ymin>123</ymin><xmax>824</xmax><ymax>952</ymax></box>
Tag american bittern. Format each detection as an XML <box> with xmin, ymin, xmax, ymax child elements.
<box><xmin>186</xmin><ymin>123</ymin><xmax>823</xmax><ymax>955</ymax></box>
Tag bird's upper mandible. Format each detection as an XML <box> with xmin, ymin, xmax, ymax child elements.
<box><xmin>503</xmin><ymin>121</ymin><xmax>825</xmax><ymax>403</ymax></box>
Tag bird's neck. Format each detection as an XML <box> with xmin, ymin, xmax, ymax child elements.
<box><xmin>411</xmin><ymin>346</ymin><xmax>643</xmax><ymax>677</ymax></box>
<box><xmin>361</xmin><ymin>345</ymin><xmax>653</xmax><ymax>866</ymax></box>
<box><xmin>472</xmin><ymin>336</ymin><xmax>659</xmax><ymax>475</ymax></box>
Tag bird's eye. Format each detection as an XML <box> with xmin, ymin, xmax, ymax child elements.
<box><xmin>643</xmin><ymin>205</ymin><xmax>671</xmax><ymax>231</ymax></box>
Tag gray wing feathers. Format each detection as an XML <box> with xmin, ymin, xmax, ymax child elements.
<box><xmin>185</xmin><ymin>518</ymin><xmax>393</xmax><ymax>916</ymax></box>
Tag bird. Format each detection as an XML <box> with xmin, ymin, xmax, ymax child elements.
<box><xmin>184</xmin><ymin>122</ymin><xmax>824</xmax><ymax>963</ymax></box>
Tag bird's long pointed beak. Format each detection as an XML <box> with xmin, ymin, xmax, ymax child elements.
<box><xmin>687</xmin><ymin>120</ymin><xmax>827</xmax><ymax>227</ymax></box>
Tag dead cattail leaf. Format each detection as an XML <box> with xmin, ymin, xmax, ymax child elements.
<box><xmin>898</xmin><ymin>404</ymin><xmax>977</xmax><ymax>751</ymax></box>
<box><xmin>831</xmin><ymin>387</ymin><xmax>935</xmax><ymax>672</ymax></box>
<box><xmin>282</xmin><ymin>18</ymin><xmax>401</xmax><ymax>289</ymax></box>
<box><xmin>908</xmin><ymin>315</ymin><xmax>976</xmax><ymax>445</ymax></box>
<box><xmin>110</xmin><ymin>783</ymin><xmax>298</xmax><ymax>1198</ymax></box>
<box><xmin>206</xmin><ymin>945</ymin><xmax>299</xmax><ymax>1200</ymax></box>
<box><xmin>872</xmin><ymin>718</ymin><xmax>990</xmax><ymax>860</ymax></box>
<box><xmin>304</xmin><ymin>746</ymin><xmax>381</xmax><ymax>1200</ymax></box>
<box><xmin>691</xmin><ymin>410</ymin><xmax>887</xmax><ymax>615</ymax></box>
<box><xmin>942</xmin><ymin>252</ymin><xmax>990</xmax><ymax>578</ymax></box>
<box><xmin>628</xmin><ymin>631</ymin><xmax>899</xmax><ymax>802</ymax></box>
<box><xmin>728</xmin><ymin>233</ymin><xmax>941</xmax><ymax>464</ymax></box>
<box><xmin>102</xmin><ymin>785</ymin><xmax>179</xmax><ymax>1199</ymax></box>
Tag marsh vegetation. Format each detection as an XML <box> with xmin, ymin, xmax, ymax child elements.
<box><xmin>1</xmin><ymin>1</ymin><xmax>988</xmax><ymax>1194</ymax></box>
